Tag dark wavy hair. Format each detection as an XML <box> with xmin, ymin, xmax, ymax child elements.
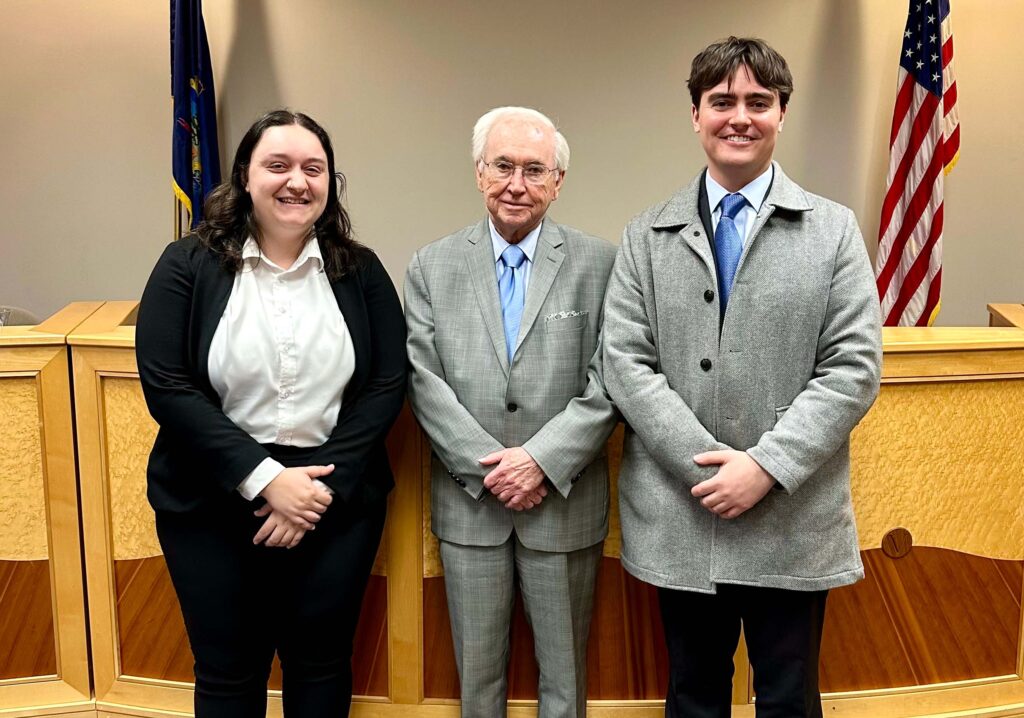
<box><xmin>197</xmin><ymin>109</ymin><xmax>366</xmax><ymax>279</ymax></box>
<box><xmin>687</xmin><ymin>37</ymin><xmax>793</xmax><ymax>110</ymax></box>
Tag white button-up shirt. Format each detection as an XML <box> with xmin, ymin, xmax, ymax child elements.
<box><xmin>208</xmin><ymin>237</ymin><xmax>355</xmax><ymax>500</ymax></box>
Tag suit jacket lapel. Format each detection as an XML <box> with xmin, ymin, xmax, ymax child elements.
<box><xmin>465</xmin><ymin>221</ymin><xmax>510</xmax><ymax>376</ymax></box>
<box><xmin>515</xmin><ymin>221</ymin><xmax>564</xmax><ymax>357</ymax></box>
<box><xmin>195</xmin><ymin>250</ymin><xmax>234</xmax><ymax>390</ymax></box>
<box><xmin>331</xmin><ymin>269</ymin><xmax>370</xmax><ymax>401</ymax></box>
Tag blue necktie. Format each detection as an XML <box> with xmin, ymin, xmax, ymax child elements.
<box><xmin>498</xmin><ymin>244</ymin><xmax>526</xmax><ymax>361</ymax></box>
<box><xmin>714</xmin><ymin>193</ymin><xmax>747</xmax><ymax>310</ymax></box>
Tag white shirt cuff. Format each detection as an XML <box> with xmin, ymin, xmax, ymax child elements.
<box><xmin>237</xmin><ymin>458</ymin><xmax>286</xmax><ymax>501</ymax></box>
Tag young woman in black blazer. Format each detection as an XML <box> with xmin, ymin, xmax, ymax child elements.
<box><xmin>136</xmin><ymin>110</ymin><xmax>406</xmax><ymax>717</ymax></box>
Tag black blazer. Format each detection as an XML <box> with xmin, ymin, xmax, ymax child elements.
<box><xmin>136</xmin><ymin>235</ymin><xmax>407</xmax><ymax>512</ymax></box>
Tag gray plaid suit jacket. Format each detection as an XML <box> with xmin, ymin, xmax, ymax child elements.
<box><xmin>405</xmin><ymin>218</ymin><xmax>618</xmax><ymax>552</ymax></box>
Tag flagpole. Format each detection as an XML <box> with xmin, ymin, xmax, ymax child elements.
<box><xmin>174</xmin><ymin>197</ymin><xmax>182</xmax><ymax>240</ymax></box>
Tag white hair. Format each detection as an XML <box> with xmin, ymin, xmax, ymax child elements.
<box><xmin>471</xmin><ymin>106</ymin><xmax>570</xmax><ymax>171</ymax></box>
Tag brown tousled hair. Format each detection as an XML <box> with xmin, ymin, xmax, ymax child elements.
<box><xmin>687</xmin><ymin>37</ymin><xmax>793</xmax><ymax>109</ymax></box>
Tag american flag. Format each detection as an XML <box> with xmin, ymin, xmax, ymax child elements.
<box><xmin>874</xmin><ymin>0</ymin><xmax>960</xmax><ymax>326</ymax></box>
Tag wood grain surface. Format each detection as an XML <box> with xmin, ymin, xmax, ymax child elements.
<box><xmin>422</xmin><ymin>549</ymin><xmax>1022</xmax><ymax>699</ymax></box>
<box><xmin>0</xmin><ymin>560</ymin><xmax>56</xmax><ymax>679</ymax></box>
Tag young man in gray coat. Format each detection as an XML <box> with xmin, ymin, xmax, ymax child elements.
<box><xmin>602</xmin><ymin>38</ymin><xmax>882</xmax><ymax>717</ymax></box>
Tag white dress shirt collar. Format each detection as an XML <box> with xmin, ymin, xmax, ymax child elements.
<box><xmin>706</xmin><ymin>165</ymin><xmax>774</xmax><ymax>246</ymax></box>
<box><xmin>705</xmin><ymin>165</ymin><xmax>774</xmax><ymax>217</ymax></box>
<box><xmin>241</xmin><ymin>235</ymin><xmax>324</xmax><ymax>274</ymax></box>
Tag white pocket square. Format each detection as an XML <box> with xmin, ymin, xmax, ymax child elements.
<box><xmin>544</xmin><ymin>310</ymin><xmax>587</xmax><ymax>322</ymax></box>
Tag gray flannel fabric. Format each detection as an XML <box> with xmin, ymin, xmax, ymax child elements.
<box><xmin>603</xmin><ymin>164</ymin><xmax>882</xmax><ymax>593</ymax></box>
<box><xmin>439</xmin><ymin>537</ymin><xmax>601</xmax><ymax>718</ymax></box>
<box><xmin>406</xmin><ymin>218</ymin><xmax>618</xmax><ymax>552</ymax></box>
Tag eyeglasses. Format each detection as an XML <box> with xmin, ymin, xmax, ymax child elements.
<box><xmin>482</xmin><ymin>160</ymin><xmax>560</xmax><ymax>185</ymax></box>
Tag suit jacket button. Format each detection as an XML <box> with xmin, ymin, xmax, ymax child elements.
<box><xmin>506</xmin><ymin>402</ymin><xmax>518</xmax><ymax>412</ymax></box>
<box><xmin>704</xmin><ymin>289</ymin><xmax>715</xmax><ymax>303</ymax></box>
<box><xmin>700</xmin><ymin>358</ymin><xmax>712</xmax><ymax>371</ymax></box>
<box><xmin>456</xmin><ymin>478</ymin><xmax>466</xmax><ymax>487</ymax></box>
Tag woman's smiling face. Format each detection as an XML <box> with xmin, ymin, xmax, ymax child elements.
<box><xmin>245</xmin><ymin>123</ymin><xmax>330</xmax><ymax>241</ymax></box>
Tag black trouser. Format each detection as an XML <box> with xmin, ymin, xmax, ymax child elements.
<box><xmin>658</xmin><ymin>583</ymin><xmax>829</xmax><ymax>718</ymax></box>
<box><xmin>155</xmin><ymin>449</ymin><xmax>386</xmax><ymax>718</ymax></box>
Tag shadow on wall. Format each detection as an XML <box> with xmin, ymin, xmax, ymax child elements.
<box><xmin>216</xmin><ymin>0</ymin><xmax>283</xmax><ymax>172</ymax></box>
<box><xmin>798</xmin><ymin>0</ymin><xmax>864</xmax><ymax>208</ymax></box>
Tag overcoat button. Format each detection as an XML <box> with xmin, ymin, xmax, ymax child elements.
<box><xmin>704</xmin><ymin>289</ymin><xmax>715</xmax><ymax>303</ymax></box>
<box><xmin>507</xmin><ymin>402</ymin><xmax>518</xmax><ymax>412</ymax></box>
<box><xmin>700</xmin><ymin>358</ymin><xmax>712</xmax><ymax>371</ymax></box>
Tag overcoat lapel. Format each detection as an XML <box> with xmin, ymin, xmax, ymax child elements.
<box><xmin>651</xmin><ymin>176</ymin><xmax>716</xmax><ymax>278</ymax></box>
<box><xmin>464</xmin><ymin>221</ymin><xmax>511</xmax><ymax>376</ymax></box>
<box><xmin>744</xmin><ymin>163</ymin><xmax>811</xmax><ymax>248</ymax></box>
<box><xmin>515</xmin><ymin>221</ymin><xmax>565</xmax><ymax>357</ymax></box>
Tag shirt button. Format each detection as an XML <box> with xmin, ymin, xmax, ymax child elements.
<box><xmin>700</xmin><ymin>358</ymin><xmax>713</xmax><ymax>371</ymax></box>
<box><xmin>704</xmin><ymin>289</ymin><xmax>715</xmax><ymax>303</ymax></box>
<box><xmin>506</xmin><ymin>402</ymin><xmax>518</xmax><ymax>412</ymax></box>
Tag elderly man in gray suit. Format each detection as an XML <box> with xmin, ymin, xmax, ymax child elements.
<box><xmin>603</xmin><ymin>38</ymin><xmax>882</xmax><ymax>718</ymax></box>
<box><xmin>405</xmin><ymin>106</ymin><xmax>617</xmax><ymax>718</ymax></box>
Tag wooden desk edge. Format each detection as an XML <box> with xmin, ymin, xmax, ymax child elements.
<box><xmin>988</xmin><ymin>303</ymin><xmax>1024</xmax><ymax>329</ymax></box>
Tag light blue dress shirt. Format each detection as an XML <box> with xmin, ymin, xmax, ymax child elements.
<box><xmin>706</xmin><ymin>165</ymin><xmax>774</xmax><ymax>247</ymax></box>
<box><xmin>489</xmin><ymin>217</ymin><xmax>541</xmax><ymax>292</ymax></box>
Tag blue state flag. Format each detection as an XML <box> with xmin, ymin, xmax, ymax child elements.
<box><xmin>171</xmin><ymin>0</ymin><xmax>221</xmax><ymax>231</ymax></box>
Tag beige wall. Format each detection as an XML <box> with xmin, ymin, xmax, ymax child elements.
<box><xmin>1</xmin><ymin>0</ymin><xmax>1019</xmax><ymax>325</ymax></box>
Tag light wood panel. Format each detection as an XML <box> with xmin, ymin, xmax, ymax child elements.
<box><xmin>384</xmin><ymin>406</ymin><xmax>423</xmax><ymax>704</ymax></box>
<box><xmin>850</xmin><ymin>378</ymin><xmax>1024</xmax><ymax>558</ymax></box>
<box><xmin>988</xmin><ymin>304</ymin><xmax>1024</xmax><ymax>328</ymax></box>
<box><xmin>0</xmin><ymin>307</ymin><xmax>95</xmax><ymax>713</ymax></box>
<box><xmin>33</xmin><ymin>302</ymin><xmax>105</xmax><ymax>336</ymax></box>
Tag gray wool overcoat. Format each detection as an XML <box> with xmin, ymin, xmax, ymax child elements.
<box><xmin>603</xmin><ymin>164</ymin><xmax>882</xmax><ymax>593</ymax></box>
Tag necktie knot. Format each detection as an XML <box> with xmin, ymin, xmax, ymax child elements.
<box><xmin>501</xmin><ymin>244</ymin><xmax>526</xmax><ymax>269</ymax></box>
<box><xmin>719</xmin><ymin>193</ymin><xmax>747</xmax><ymax>220</ymax></box>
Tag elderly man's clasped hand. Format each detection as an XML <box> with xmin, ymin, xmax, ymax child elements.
<box><xmin>480</xmin><ymin>447</ymin><xmax>548</xmax><ymax>510</ymax></box>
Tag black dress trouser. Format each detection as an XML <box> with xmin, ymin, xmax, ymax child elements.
<box><xmin>658</xmin><ymin>583</ymin><xmax>829</xmax><ymax>718</ymax></box>
<box><xmin>155</xmin><ymin>449</ymin><xmax>386</xmax><ymax>718</ymax></box>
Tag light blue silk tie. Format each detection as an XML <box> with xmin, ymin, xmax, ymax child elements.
<box><xmin>498</xmin><ymin>244</ymin><xmax>526</xmax><ymax>361</ymax></box>
<box><xmin>714</xmin><ymin>193</ymin><xmax>748</xmax><ymax>310</ymax></box>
